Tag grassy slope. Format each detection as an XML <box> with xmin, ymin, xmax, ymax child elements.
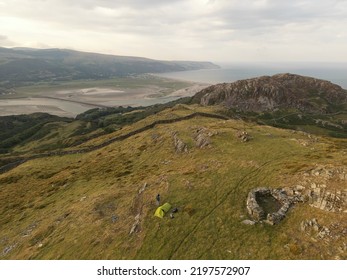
<box><xmin>0</xmin><ymin>105</ymin><xmax>346</xmax><ymax>260</ymax></box>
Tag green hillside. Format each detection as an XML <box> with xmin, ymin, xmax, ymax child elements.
<box><xmin>1</xmin><ymin>105</ymin><xmax>346</xmax><ymax>260</ymax></box>
<box><xmin>0</xmin><ymin>47</ymin><xmax>218</xmax><ymax>88</ymax></box>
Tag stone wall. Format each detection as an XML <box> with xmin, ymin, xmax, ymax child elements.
<box><xmin>246</xmin><ymin>187</ymin><xmax>294</xmax><ymax>225</ymax></box>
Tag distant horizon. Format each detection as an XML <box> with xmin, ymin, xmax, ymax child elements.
<box><xmin>156</xmin><ymin>63</ymin><xmax>347</xmax><ymax>89</ymax></box>
<box><xmin>2</xmin><ymin>46</ymin><xmax>347</xmax><ymax>66</ymax></box>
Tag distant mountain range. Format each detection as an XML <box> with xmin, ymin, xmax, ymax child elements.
<box><xmin>0</xmin><ymin>47</ymin><xmax>219</xmax><ymax>87</ymax></box>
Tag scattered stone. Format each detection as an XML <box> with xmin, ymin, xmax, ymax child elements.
<box><xmin>241</xmin><ymin>219</ymin><xmax>256</xmax><ymax>226</ymax></box>
<box><xmin>138</xmin><ymin>182</ymin><xmax>147</xmax><ymax>194</ymax></box>
<box><xmin>21</xmin><ymin>222</ymin><xmax>38</xmax><ymax>237</ymax></box>
<box><xmin>318</xmin><ymin>227</ymin><xmax>331</xmax><ymax>239</ymax></box>
<box><xmin>236</xmin><ymin>130</ymin><xmax>252</xmax><ymax>142</ymax></box>
<box><xmin>301</xmin><ymin>218</ymin><xmax>321</xmax><ymax>232</ymax></box>
<box><xmin>129</xmin><ymin>214</ymin><xmax>141</xmax><ymax>235</ymax></box>
<box><xmin>313</xmin><ymin>224</ymin><xmax>320</xmax><ymax>232</ymax></box>
<box><xmin>300</xmin><ymin>221</ymin><xmax>306</xmax><ymax>232</ymax></box>
<box><xmin>111</xmin><ymin>215</ymin><xmax>118</xmax><ymax>223</ymax></box>
<box><xmin>295</xmin><ymin>185</ymin><xmax>305</xmax><ymax>191</ymax></box>
<box><xmin>2</xmin><ymin>243</ymin><xmax>17</xmax><ymax>256</ymax></box>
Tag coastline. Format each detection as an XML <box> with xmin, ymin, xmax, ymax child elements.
<box><xmin>0</xmin><ymin>75</ymin><xmax>209</xmax><ymax>117</ymax></box>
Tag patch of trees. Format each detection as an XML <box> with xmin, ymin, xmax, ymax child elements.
<box><xmin>0</xmin><ymin>113</ymin><xmax>72</xmax><ymax>153</ymax></box>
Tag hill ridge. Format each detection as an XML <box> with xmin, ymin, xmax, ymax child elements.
<box><xmin>0</xmin><ymin>112</ymin><xmax>228</xmax><ymax>174</ymax></box>
<box><xmin>192</xmin><ymin>73</ymin><xmax>347</xmax><ymax>113</ymax></box>
<box><xmin>0</xmin><ymin>47</ymin><xmax>219</xmax><ymax>88</ymax></box>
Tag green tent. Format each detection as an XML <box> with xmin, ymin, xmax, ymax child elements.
<box><xmin>154</xmin><ymin>202</ymin><xmax>172</xmax><ymax>218</ymax></box>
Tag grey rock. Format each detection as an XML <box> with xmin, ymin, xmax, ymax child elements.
<box><xmin>111</xmin><ymin>215</ymin><xmax>118</xmax><ymax>223</ymax></box>
<box><xmin>173</xmin><ymin>133</ymin><xmax>188</xmax><ymax>153</ymax></box>
<box><xmin>2</xmin><ymin>244</ymin><xmax>16</xmax><ymax>257</ymax></box>
<box><xmin>195</xmin><ymin>132</ymin><xmax>211</xmax><ymax>148</ymax></box>
<box><xmin>242</xmin><ymin>219</ymin><xmax>256</xmax><ymax>225</ymax></box>
<box><xmin>236</xmin><ymin>130</ymin><xmax>252</xmax><ymax>142</ymax></box>
<box><xmin>129</xmin><ymin>214</ymin><xmax>141</xmax><ymax>235</ymax></box>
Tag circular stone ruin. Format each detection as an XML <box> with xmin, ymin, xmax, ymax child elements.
<box><xmin>246</xmin><ymin>187</ymin><xmax>292</xmax><ymax>225</ymax></box>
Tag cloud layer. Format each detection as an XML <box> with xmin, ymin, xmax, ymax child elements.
<box><xmin>0</xmin><ymin>0</ymin><xmax>346</xmax><ymax>62</ymax></box>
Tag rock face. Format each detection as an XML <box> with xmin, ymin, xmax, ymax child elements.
<box><xmin>192</xmin><ymin>73</ymin><xmax>347</xmax><ymax>114</ymax></box>
<box><xmin>296</xmin><ymin>165</ymin><xmax>347</xmax><ymax>213</ymax></box>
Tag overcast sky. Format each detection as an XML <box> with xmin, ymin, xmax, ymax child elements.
<box><xmin>0</xmin><ymin>0</ymin><xmax>346</xmax><ymax>62</ymax></box>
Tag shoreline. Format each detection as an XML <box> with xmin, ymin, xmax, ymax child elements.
<box><xmin>0</xmin><ymin>75</ymin><xmax>208</xmax><ymax>117</ymax></box>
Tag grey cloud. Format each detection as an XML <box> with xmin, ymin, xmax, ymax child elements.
<box><xmin>0</xmin><ymin>0</ymin><xmax>346</xmax><ymax>61</ymax></box>
<box><xmin>0</xmin><ymin>0</ymin><xmax>187</xmax><ymax>34</ymax></box>
<box><xmin>206</xmin><ymin>0</ymin><xmax>347</xmax><ymax>32</ymax></box>
<box><xmin>3</xmin><ymin>0</ymin><xmax>345</xmax><ymax>37</ymax></box>
<box><xmin>38</xmin><ymin>0</ymin><xmax>186</xmax><ymax>10</ymax></box>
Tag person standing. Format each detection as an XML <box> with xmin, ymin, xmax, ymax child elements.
<box><xmin>156</xmin><ymin>194</ymin><xmax>160</xmax><ymax>206</ymax></box>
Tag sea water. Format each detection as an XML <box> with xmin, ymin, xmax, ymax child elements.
<box><xmin>156</xmin><ymin>62</ymin><xmax>347</xmax><ymax>89</ymax></box>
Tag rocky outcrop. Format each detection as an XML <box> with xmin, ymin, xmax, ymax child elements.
<box><xmin>192</xmin><ymin>73</ymin><xmax>347</xmax><ymax>114</ymax></box>
<box><xmin>308</xmin><ymin>188</ymin><xmax>347</xmax><ymax>212</ymax></box>
<box><xmin>236</xmin><ymin>130</ymin><xmax>252</xmax><ymax>142</ymax></box>
<box><xmin>129</xmin><ymin>214</ymin><xmax>141</xmax><ymax>235</ymax></box>
<box><xmin>193</xmin><ymin>127</ymin><xmax>217</xmax><ymax>148</ymax></box>
<box><xmin>300</xmin><ymin>218</ymin><xmax>326</xmax><ymax>235</ymax></box>
<box><xmin>173</xmin><ymin>133</ymin><xmax>188</xmax><ymax>153</ymax></box>
<box><xmin>195</xmin><ymin>130</ymin><xmax>210</xmax><ymax>148</ymax></box>
<box><xmin>300</xmin><ymin>218</ymin><xmax>345</xmax><ymax>240</ymax></box>
<box><xmin>300</xmin><ymin>218</ymin><xmax>347</xmax><ymax>259</ymax></box>
<box><xmin>295</xmin><ymin>165</ymin><xmax>347</xmax><ymax>213</ymax></box>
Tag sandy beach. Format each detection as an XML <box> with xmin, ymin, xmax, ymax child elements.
<box><xmin>0</xmin><ymin>78</ymin><xmax>209</xmax><ymax>117</ymax></box>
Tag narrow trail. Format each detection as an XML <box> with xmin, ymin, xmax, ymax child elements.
<box><xmin>0</xmin><ymin>112</ymin><xmax>229</xmax><ymax>174</ymax></box>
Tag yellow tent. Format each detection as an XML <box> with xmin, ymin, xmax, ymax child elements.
<box><xmin>154</xmin><ymin>202</ymin><xmax>172</xmax><ymax>218</ymax></box>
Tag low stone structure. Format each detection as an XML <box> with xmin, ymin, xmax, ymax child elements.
<box><xmin>246</xmin><ymin>187</ymin><xmax>293</xmax><ymax>225</ymax></box>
